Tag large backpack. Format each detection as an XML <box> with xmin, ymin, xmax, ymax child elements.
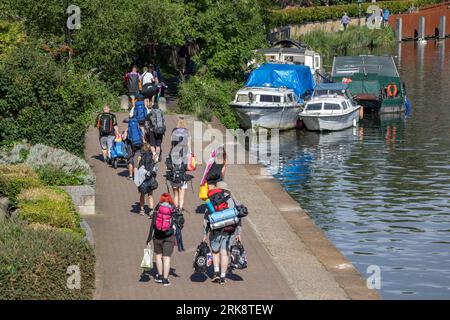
<box><xmin>127</xmin><ymin>118</ymin><xmax>143</xmax><ymax>149</ymax></box>
<box><xmin>207</xmin><ymin>189</ymin><xmax>231</xmax><ymax>212</ymax></box>
<box><xmin>154</xmin><ymin>202</ymin><xmax>174</xmax><ymax>237</ymax></box>
<box><xmin>127</xmin><ymin>73</ymin><xmax>140</xmax><ymax>94</ymax></box>
<box><xmin>142</xmin><ymin>83</ymin><xmax>159</xmax><ymax>99</ymax></box>
<box><xmin>98</xmin><ymin>113</ymin><xmax>113</xmax><ymax>136</ymax></box>
<box><xmin>139</xmin><ymin>151</ymin><xmax>154</xmax><ymax>172</ymax></box>
<box><xmin>134</xmin><ymin>101</ymin><xmax>147</xmax><ymax>125</ymax></box>
<box><xmin>148</xmin><ymin>108</ymin><xmax>166</xmax><ymax>135</ymax></box>
<box><xmin>171</xmin><ymin>127</ymin><xmax>189</xmax><ymax>148</ymax></box>
<box><xmin>193</xmin><ymin>242</ymin><xmax>211</xmax><ymax>273</ymax></box>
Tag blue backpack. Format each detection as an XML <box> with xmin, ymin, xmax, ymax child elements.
<box><xmin>128</xmin><ymin>118</ymin><xmax>143</xmax><ymax>148</ymax></box>
<box><xmin>134</xmin><ymin>101</ymin><xmax>147</xmax><ymax>125</ymax></box>
<box><xmin>110</xmin><ymin>140</ymin><xmax>127</xmax><ymax>159</ymax></box>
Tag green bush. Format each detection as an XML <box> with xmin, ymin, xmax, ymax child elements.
<box><xmin>17</xmin><ymin>187</ymin><xmax>83</xmax><ymax>235</ymax></box>
<box><xmin>0</xmin><ymin>41</ymin><xmax>119</xmax><ymax>156</ymax></box>
<box><xmin>0</xmin><ymin>218</ymin><xmax>95</xmax><ymax>300</ymax></box>
<box><xmin>267</xmin><ymin>0</ymin><xmax>441</xmax><ymax>27</ymax></box>
<box><xmin>0</xmin><ymin>164</ymin><xmax>42</xmax><ymax>206</ymax></box>
<box><xmin>36</xmin><ymin>166</ymin><xmax>85</xmax><ymax>186</ymax></box>
<box><xmin>178</xmin><ymin>75</ymin><xmax>241</xmax><ymax>129</ymax></box>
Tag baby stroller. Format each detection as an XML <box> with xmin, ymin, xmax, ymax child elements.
<box><xmin>110</xmin><ymin>136</ymin><xmax>128</xmax><ymax>169</ymax></box>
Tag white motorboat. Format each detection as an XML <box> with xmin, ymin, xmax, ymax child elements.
<box><xmin>230</xmin><ymin>63</ymin><xmax>315</xmax><ymax>130</ymax></box>
<box><xmin>230</xmin><ymin>87</ymin><xmax>303</xmax><ymax>130</ymax></box>
<box><xmin>299</xmin><ymin>83</ymin><xmax>361</xmax><ymax>131</ymax></box>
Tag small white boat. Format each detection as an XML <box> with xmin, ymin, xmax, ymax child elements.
<box><xmin>230</xmin><ymin>87</ymin><xmax>302</xmax><ymax>130</ymax></box>
<box><xmin>231</xmin><ymin>63</ymin><xmax>315</xmax><ymax>130</ymax></box>
<box><xmin>299</xmin><ymin>83</ymin><xmax>361</xmax><ymax>131</ymax></box>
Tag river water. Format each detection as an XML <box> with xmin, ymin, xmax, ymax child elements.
<box><xmin>267</xmin><ymin>40</ymin><xmax>450</xmax><ymax>299</ymax></box>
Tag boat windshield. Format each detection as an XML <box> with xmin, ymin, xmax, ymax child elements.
<box><xmin>236</xmin><ymin>94</ymin><xmax>250</xmax><ymax>103</ymax></box>
<box><xmin>306</xmin><ymin>103</ymin><xmax>322</xmax><ymax>111</ymax></box>
<box><xmin>259</xmin><ymin>95</ymin><xmax>282</xmax><ymax>103</ymax></box>
<box><xmin>323</xmin><ymin>103</ymin><xmax>341</xmax><ymax>110</ymax></box>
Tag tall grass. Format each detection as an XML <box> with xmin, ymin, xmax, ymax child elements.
<box><xmin>302</xmin><ymin>25</ymin><xmax>395</xmax><ymax>60</ymax></box>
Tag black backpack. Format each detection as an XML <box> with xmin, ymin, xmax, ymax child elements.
<box><xmin>138</xmin><ymin>152</ymin><xmax>158</xmax><ymax>193</ymax></box>
<box><xmin>230</xmin><ymin>241</ymin><xmax>247</xmax><ymax>270</ymax></box>
<box><xmin>193</xmin><ymin>242</ymin><xmax>210</xmax><ymax>273</ymax></box>
<box><xmin>98</xmin><ymin>113</ymin><xmax>113</xmax><ymax>136</ymax></box>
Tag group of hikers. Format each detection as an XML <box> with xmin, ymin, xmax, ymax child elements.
<box><xmin>94</xmin><ymin>66</ymin><xmax>247</xmax><ymax>287</ymax></box>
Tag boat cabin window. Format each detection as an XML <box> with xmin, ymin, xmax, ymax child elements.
<box><xmin>236</xmin><ymin>94</ymin><xmax>250</xmax><ymax>103</ymax></box>
<box><xmin>314</xmin><ymin>56</ymin><xmax>320</xmax><ymax>69</ymax></box>
<box><xmin>342</xmin><ymin>101</ymin><xmax>348</xmax><ymax>110</ymax></box>
<box><xmin>286</xmin><ymin>94</ymin><xmax>294</xmax><ymax>103</ymax></box>
<box><xmin>306</xmin><ymin>103</ymin><xmax>322</xmax><ymax>111</ymax></box>
<box><xmin>259</xmin><ymin>95</ymin><xmax>281</xmax><ymax>103</ymax></box>
<box><xmin>323</xmin><ymin>103</ymin><xmax>341</xmax><ymax>111</ymax></box>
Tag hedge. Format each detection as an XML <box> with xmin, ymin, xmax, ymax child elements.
<box><xmin>0</xmin><ymin>164</ymin><xmax>42</xmax><ymax>206</ymax></box>
<box><xmin>17</xmin><ymin>187</ymin><xmax>83</xmax><ymax>235</ymax></box>
<box><xmin>177</xmin><ymin>75</ymin><xmax>241</xmax><ymax>129</ymax></box>
<box><xmin>267</xmin><ymin>0</ymin><xmax>442</xmax><ymax>27</ymax></box>
<box><xmin>0</xmin><ymin>219</ymin><xmax>95</xmax><ymax>300</ymax></box>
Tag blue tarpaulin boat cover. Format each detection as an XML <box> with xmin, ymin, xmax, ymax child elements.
<box><xmin>245</xmin><ymin>63</ymin><xmax>315</xmax><ymax>102</ymax></box>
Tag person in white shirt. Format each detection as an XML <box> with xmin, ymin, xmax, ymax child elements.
<box><xmin>140</xmin><ymin>67</ymin><xmax>154</xmax><ymax>107</ymax></box>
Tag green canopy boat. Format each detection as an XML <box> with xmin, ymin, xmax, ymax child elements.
<box><xmin>331</xmin><ymin>55</ymin><xmax>405</xmax><ymax>114</ymax></box>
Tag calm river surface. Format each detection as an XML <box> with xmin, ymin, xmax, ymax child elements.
<box><xmin>267</xmin><ymin>40</ymin><xmax>450</xmax><ymax>299</ymax></box>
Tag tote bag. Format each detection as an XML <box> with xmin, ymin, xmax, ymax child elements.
<box><xmin>140</xmin><ymin>247</ymin><xmax>153</xmax><ymax>270</ymax></box>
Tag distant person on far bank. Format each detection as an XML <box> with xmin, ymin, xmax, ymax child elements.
<box><xmin>341</xmin><ymin>13</ymin><xmax>351</xmax><ymax>30</ymax></box>
<box><xmin>124</xmin><ymin>65</ymin><xmax>140</xmax><ymax>109</ymax></box>
<box><xmin>96</xmin><ymin>105</ymin><xmax>119</xmax><ymax>164</ymax></box>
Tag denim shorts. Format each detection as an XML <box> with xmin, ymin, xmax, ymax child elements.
<box><xmin>209</xmin><ymin>232</ymin><xmax>236</xmax><ymax>253</ymax></box>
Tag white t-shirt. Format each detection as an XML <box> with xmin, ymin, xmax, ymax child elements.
<box><xmin>141</xmin><ymin>72</ymin><xmax>154</xmax><ymax>86</ymax></box>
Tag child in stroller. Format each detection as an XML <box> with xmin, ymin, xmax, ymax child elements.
<box><xmin>110</xmin><ymin>133</ymin><xmax>129</xmax><ymax>169</ymax></box>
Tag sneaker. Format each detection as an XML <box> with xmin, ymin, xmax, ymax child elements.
<box><xmin>219</xmin><ymin>277</ymin><xmax>226</xmax><ymax>285</ymax></box>
<box><xmin>163</xmin><ymin>278</ymin><xmax>171</xmax><ymax>287</ymax></box>
<box><xmin>154</xmin><ymin>274</ymin><xmax>163</xmax><ymax>284</ymax></box>
<box><xmin>139</xmin><ymin>208</ymin><xmax>145</xmax><ymax>216</ymax></box>
<box><xmin>212</xmin><ymin>273</ymin><xmax>220</xmax><ymax>283</ymax></box>
<box><xmin>128</xmin><ymin>175</ymin><xmax>133</xmax><ymax>181</ymax></box>
<box><xmin>147</xmin><ymin>209</ymin><xmax>153</xmax><ymax>219</ymax></box>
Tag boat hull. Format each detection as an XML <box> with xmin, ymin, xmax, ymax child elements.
<box><xmin>300</xmin><ymin>108</ymin><xmax>360</xmax><ymax>131</ymax></box>
<box><xmin>231</xmin><ymin>104</ymin><xmax>301</xmax><ymax>130</ymax></box>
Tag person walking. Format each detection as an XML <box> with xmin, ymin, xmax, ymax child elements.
<box><xmin>135</xmin><ymin>143</ymin><xmax>158</xmax><ymax>216</ymax></box>
<box><xmin>124</xmin><ymin>116</ymin><xmax>144</xmax><ymax>180</ymax></box>
<box><xmin>145</xmin><ymin>103</ymin><xmax>166</xmax><ymax>163</ymax></box>
<box><xmin>202</xmin><ymin>181</ymin><xmax>242</xmax><ymax>285</ymax></box>
<box><xmin>96</xmin><ymin>105</ymin><xmax>119</xmax><ymax>164</ymax></box>
<box><xmin>167</xmin><ymin>118</ymin><xmax>192</xmax><ymax>212</ymax></box>
<box><xmin>140</xmin><ymin>66</ymin><xmax>154</xmax><ymax>108</ymax></box>
<box><xmin>124</xmin><ymin>66</ymin><xmax>140</xmax><ymax>109</ymax></box>
<box><xmin>341</xmin><ymin>13</ymin><xmax>351</xmax><ymax>30</ymax></box>
<box><xmin>206</xmin><ymin>146</ymin><xmax>227</xmax><ymax>187</ymax></box>
<box><xmin>146</xmin><ymin>193</ymin><xmax>179</xmax><ymax>286</ymax></box>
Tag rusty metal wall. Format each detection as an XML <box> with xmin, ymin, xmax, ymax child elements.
<box><xmin>388</xmin><ymin>2</ymin><xmax>450</xmax><ymax>40</ymax></box>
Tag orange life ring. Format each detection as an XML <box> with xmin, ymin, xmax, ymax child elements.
<box><xmin>387</xmin><ymin>84</ymin><xmax>398</xmax><ymax>97</ymax></box>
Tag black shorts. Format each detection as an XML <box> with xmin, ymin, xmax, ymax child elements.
<box><xmin>147</xmin><ymin>131</ymin><xmax>163</xmax><ymax>147</ymax></box>
<box><xmin>153</xmin><ymin>235</ymin><xmax>175</xmax><ymax>257</ymax></box>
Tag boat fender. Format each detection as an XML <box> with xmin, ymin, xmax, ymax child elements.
<box><xmin>387</xmin><ymin>84</ymin><xmax>398</xmax><ymax>97</ymax></box>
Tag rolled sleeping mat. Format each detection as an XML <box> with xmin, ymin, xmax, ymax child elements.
<box><xmin>210</xmin><ymin>217</ymin><xmax>240</xmax><ymax>231</ymax></box>
<box><xmin>208</xmin><ymin>208</ymin><xmax>237</xmax><ymax>225</ymax></box>
<box><xmin>142</xmin><ymin>83</ymin><xmax>159</xmax><ymax>99</ymax></box>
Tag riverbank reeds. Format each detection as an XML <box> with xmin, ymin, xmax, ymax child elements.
<box><xmin>301</xmin><ymin>25</ymin><xmax>395</xmax><ymax>60</ymax></box>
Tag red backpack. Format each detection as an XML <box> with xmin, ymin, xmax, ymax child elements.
<box><xmin>207</xmin><ymin>189</ymin><xmax>230</xmax><ymax>211</ymax></box>
<box><xmin>207</xmin><ymin>189</ymin><xmax>236</xmax><ymax>233</ymax></box>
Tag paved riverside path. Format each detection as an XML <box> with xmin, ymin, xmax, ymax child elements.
<box><xmin>84</xmin><ymin>113</ymin><xmax>296</xmax><ymax>299</ymax></box>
